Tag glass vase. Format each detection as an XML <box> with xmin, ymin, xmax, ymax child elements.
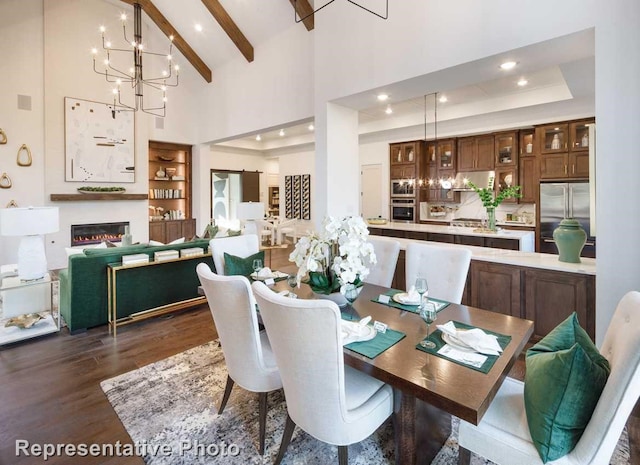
<box><xmin>486</xmin><ymin>207</ymin><xmax>497</xmax><ymax>232</ymax></box>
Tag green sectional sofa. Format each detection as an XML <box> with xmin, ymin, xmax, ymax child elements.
<box><xmin>59</xmin><ymin>239</ymin><xmax>215</xmax><ymax>333</ymax></box>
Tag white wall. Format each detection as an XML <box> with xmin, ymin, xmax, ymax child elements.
<box><xmin>0</xmin><ymin>0</ymin><xmax>45</xmax><ymax>265</ymax></box>
<box><xmin>198</xmin><ymin>25</ymin><xmax>314</xmax><ymax>143</ymax></box>
<box><xmin>193</xmin><ymin>146</ymin><xmax>270</xmax><ymax>235</ymax></box>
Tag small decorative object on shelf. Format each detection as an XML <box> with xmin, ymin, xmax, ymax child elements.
<box><xmin>551</xmin><ymin>133</ymin><xmax>561</xmax><ymax>150</ymax></box>
<box><xmin>289</xmin><ymin>216</ymin><xmax>377</xmax><ymax>305</ymax></box>
<box><xmin>553</xmin><ymin>219</ymin><xmax>587</xmax><ymax>263</ymax></box>
<box><xmin>16</xmin><ymin>144</ymin><xmax>32</xmax><ymax>167</ymax></box>
<box><xmin>155</xmin><ymin>167</ymin><xmax>166</xmax><ymax>178</ymax></box>
<box><xmin>5</xmin><ymin>313</ymin><xmax>44</xmax><ymax>329</ymax></box>
<box><xmin>581</xmin><ymin>132</ymin><xmax>589</xmax><ymax>148</ymax></box>
<box><xmin>77</xmin><ymin>186</ymin><xmax>126</xmax><ymax>193</ymax></box>
<box><xmin>0</xmin><ymin>128</ymin><xmax>7</xmax><ymax>144</ymax></box>
<box><xmin>468</xmin><ymin>176</ymin><xmax>522</xmax><ymax>232</ymax></box>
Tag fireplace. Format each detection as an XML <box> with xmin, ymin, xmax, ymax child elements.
<box><xmin>71</xmin><ymin>222</ymin><xmax>129</xmax><ymax>247</ymax></box>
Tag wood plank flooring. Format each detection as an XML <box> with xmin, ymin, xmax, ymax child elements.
<box><xmin>0</xmin><ymin>243</ymin><xmax>635</xmax><ymax>464</ymax></box>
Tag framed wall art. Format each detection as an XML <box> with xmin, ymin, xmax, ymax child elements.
<box><xmin>64</xmin><ymin>97</ymin><xmax>135</xmax><ymax>183</ymax></box>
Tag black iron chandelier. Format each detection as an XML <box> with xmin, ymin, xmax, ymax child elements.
<box><xmin>92</xmin><ymin>3</ymin><xmax>179</xmax><ymax>117</ymax></box>
<box><xmin>294</xmin><ymin>0</ymin><xmax>389</xmax><ymax>23</ymax></box>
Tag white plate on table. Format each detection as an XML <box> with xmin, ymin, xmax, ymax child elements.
<box><xmin>392</xmin><ymin>293</ymin><xmax>420</xmax><ymax>306</ymax></box>
<box><xmin>341</xmin><ymin>321</ymin><xmax>377</xmax><ymax>345</ymax></box>
<box><xmin>442</xmin><ymin>333</ymin><xmax>476</xmax><ymax>353</ymax></box>
<box><xmin>250</xmin><ymin>270</ymin><xmax>288</xmax><ymax>281</ymax></box>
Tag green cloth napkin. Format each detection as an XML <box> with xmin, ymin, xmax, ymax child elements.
<box><xmin>371</xmin><ymin>289</ymin><xmax>450</xmax><ymax>314</ymax></box>
<box><xmin>341</xmin><ymin>312</ymin><xmax>406</xmax><ymax>359</ymax></box>
<box><xmin>416</xmin><ymin>321</ymin><xmax>512</xmax><ymax>374</ymax></box>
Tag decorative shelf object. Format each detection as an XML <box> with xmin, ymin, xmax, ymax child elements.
<box><xmin>50</xmin><ymin>194</ymin><xmax>148</xmax><ymax>201</ymax></box>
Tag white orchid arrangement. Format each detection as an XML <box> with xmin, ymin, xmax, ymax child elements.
<box><xmin>289</xmin><ymin>216</ymin><xmax>377</xmax><ymax>294</ymax></box>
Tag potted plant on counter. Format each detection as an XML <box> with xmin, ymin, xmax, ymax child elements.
<box><xmin>468</xmin><ymin>177</ymin><xmax>522</xmax><ymax>232</ymax></box>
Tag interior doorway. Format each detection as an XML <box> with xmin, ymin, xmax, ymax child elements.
<box><xmin>360</xmin><ymin>164</ymin><xmax>383</xmax><ymax>218</ymax></box>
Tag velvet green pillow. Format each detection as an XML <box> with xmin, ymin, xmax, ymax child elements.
<box><xmin>223</xmin><ymin>251</ymin><xmax>265</xmax><ymax>277</ymax></box>
<box><xmin>228</xmin><ymin>229</ymin><xmax>242</xmax><ymax>237</ymax></box>
<box><xmin>524</xmin><ymin>313</ymin><xmax>610</xmax><ymax>463</ymax></box>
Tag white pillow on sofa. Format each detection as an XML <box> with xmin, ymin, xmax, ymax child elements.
<box><xmin>65</xmin><ymin>241</ymin><xmax>108</xmax><ymax>258</ymax></box>
<box><xmin>149</xmin><ymin>237</ymin><xmax>185</xmax><ymax>246</ymax></box>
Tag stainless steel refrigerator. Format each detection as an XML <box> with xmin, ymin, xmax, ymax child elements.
<box><xmin>539</xmin><ymin>182</ymin><xmax>596</xmax><ymax>258</ymax></box>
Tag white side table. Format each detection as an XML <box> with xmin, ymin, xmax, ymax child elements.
<box><xmin>0</xmin><ymin>272</ymin><xmax>59</xmax><ymax>345</ymax></box>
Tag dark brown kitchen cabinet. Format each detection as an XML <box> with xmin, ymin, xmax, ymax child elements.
<box><xmin>495</xmin><ymin>131</ymin><xmax>518</xmax><ymax>167</ymax></box>
<box><xmin>524</xmin><ymin>268</ymin><xmax>595</xmax><ymax>340</ymax></box>
<box><xmin>149</xmin><ymin>218</ymin><xmax>196</xmax><ymax>243</ymax></box>
<box><xmin>495</xmin><ymin>167</ymin><xmax>518</xmax><ymax>204</ymax></box>
<box><xmin>471</xmin><ymin>261</ymin><xmax>522</xmax><ymax>317</ymax></box>
<box><xmin>390</xmin><ymin>142</ymin><xmax>419</xmax><ymax>165</ymax></box>
<box><xmin>539</xmin><ymin>153</ymin><xmax>589</xmax><ymax>180</ymax></box>
<box><xmin>434</xmin><ymin>139</ymin><xmax>456</xmax><ymax>170</ymax></box>
<box><xmin>569</xmin><ymin>121</ymin><xmax>592</xmax><ymax>151</ymax></box>
<box><xmin>390</xmin><ymin>164</ymin><xmax>416</xmax><ymax>179</ymax></box>
<box><xmin>519</xmin><ymin>156</ymin><xmax>538</xmax><ymax>203</ymax></box>
<box><xmin>538</xmin><ymin>124</ymin><xmax>569</xmax><ymax>154</ymax></box>
<box><xmin>519</xmin><ymin>129</ymin><xmax>535</xmax><ymax>157</ymax></box>
<box><xmin>457</xmin><ymin>135</ymin><xmax>494</xmax><ymax>171</ymax></box>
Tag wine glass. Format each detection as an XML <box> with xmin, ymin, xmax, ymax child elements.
<box><xmin>419</xmin><ymin>303</ymin><xmax>437</xmax><ymax>349</ymax></box>
<box><xmin>343</xmin><ymin>283</ymin><xmax>360</xmax><ymax>308</ymax></box>
<box><xmin>287</xmin><ymin>274</ymin><xmax>297</xmax><ymax>298</ymax></box>
<box><xmin>252</xmin><ymin>258</ymin><xmax>263</xmax><ymax>275</ymax></box>
<box><xmin>415</xmin><ymin>276</ymin><xmax>428</xmax><ymax>310</ymax></box>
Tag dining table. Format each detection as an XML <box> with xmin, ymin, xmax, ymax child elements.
<box><xmin>270</xmin><ymin>278</ymin><xmax>534</xmax><ymax>465</ymax></box>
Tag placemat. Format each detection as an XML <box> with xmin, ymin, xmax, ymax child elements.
<box><xmin>415</xmin><ymin>321</ymin><xmax>512</xmax><ymax>374</ymax></box>
<box><xmin>371</xmin><ymin>289</ymin><xmax>450</xmax><ymax>314</ymax></box>
<box><xmin>341</xmin><ymin>312</ymin><xmax>405</xmax><ymax>359</ymax></box>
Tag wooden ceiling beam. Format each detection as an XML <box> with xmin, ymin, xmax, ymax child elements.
<box><xmin>289</xmin><ymin>0</ymin><xmax>315</xmax><ymax>31</ymax></box>
<box><xmin>120</xmin><ymin>0</ymin><xmax>212</xmax><ymax>83</ymax></box>
<box><xmin>200</xmin><ymin>0</ymin><xmax>254</xmax><ymax>63</ymax></box>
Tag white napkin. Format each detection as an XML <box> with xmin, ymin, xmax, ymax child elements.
<box><xmin>399</xmin><ymin>286</ymin><xmax>421</xmax><ymax>304</ymax></box>
<box><xmin>341</xmin><ymin>317</ymin><xmax>373</xmax><ymax>345</ymax></box>
<box><xmin>437</xmin><ymin>321</ymin><xmax>503</xmax><ymax>356</ymax></box>
<box><xmin>257</xmin><ymin>267</ymin><xmax>273</xmax><ymax>278</ymax></box>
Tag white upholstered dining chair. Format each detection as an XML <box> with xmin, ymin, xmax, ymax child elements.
<box><xmin>251</xmin><ymin>281</ymin><xmax>394</xmax><ymax>465</ymax></box>
<box><xmin>405</xmin><ymin>242</ymin><xmax>471</xmax><ymax>304</ymax></box>
<box><xmin>458</xmin><ymin>290</ymin><xmax>640</xmax><ymax>465</ymax></box>
<box><xmin>196</xmin><ymin>263</ymin><xmax>282</xmax><ymax>455</ymax></box>
<box><xmin>209</xmin><ymin>234</ymin><xmax>259</xmax><ymax>275</ymax></box>
<box><xmin>364</xmin><ymin>237</ymin><xmax>400</xmax><ymax>288</ymax></box>
<box><xmin>274</xmin><ymin>218</ymin><xmax>299</xmax><ymax>245</ymax></box>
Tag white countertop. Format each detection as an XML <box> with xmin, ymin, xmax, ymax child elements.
<box><xmin>369</xmin><ymin>235</ymin><xmax>595</xmax><ymax>276</ymax></box>
<box><xmin>371</xmin><ymin>221</ymin><xmax>533</xmax><ymax>240</ymax></box>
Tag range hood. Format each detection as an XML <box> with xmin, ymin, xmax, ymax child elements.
<box><xmin>451</xmin><ymin>171</ymin><xmax>495</xmax><ymax>191</ymax></box>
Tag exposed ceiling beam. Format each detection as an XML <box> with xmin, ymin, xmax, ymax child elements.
<box><xmin>120</xmin><ymin>0</ymin><xmax>212</xmax><ymax>83</ymax></box>
<box><xmin>289</xmin><ymin>0</ymin><xmax>315</xmax><ymax>31</ymax></box>
<box><xmin>200</xmin><ymin>0</ymin><xmax>254</xmax><ymax>63</ymax></box>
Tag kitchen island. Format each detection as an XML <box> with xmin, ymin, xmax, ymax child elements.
<box><xmin>367</xmin><ymin>232</ymin><xmax>596</xmax><ymax>340</ymax></box>
<box><xmin>368</xmin><ymin>221</ymin><xmax>535</xmax><ymax>252</ymax></box>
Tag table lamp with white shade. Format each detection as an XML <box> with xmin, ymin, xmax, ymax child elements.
<box><xmin>0</xmin><ymin>207</ymin><xmax>59</xmax><ymax>281</ymax></box>
<box><xmin>236</xmin><ymin>202</ymin><xmax>265</xmax><ymax>236</ymax></box>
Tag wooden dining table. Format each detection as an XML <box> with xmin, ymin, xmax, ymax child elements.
<box><xmin>272</xmin><ymin>279</ymin><xmax>534</xmax><ymax>465</ymax></box>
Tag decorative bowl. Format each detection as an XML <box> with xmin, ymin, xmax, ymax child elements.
<box><xmin>165</xmin><ymin>168</ymin><xmax>177</xmax><ymax>177</ymax></box>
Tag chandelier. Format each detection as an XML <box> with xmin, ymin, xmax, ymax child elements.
<box><xmin>91</xmin><ymin>3</ymin><xmax>179</xmax><ymax>117</ymax></box>
<box><xmin>294</xmin><ymin>0</ymin><xmax>388</xmax><ymax>22</ymax></box>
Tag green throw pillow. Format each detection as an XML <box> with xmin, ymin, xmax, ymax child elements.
<box><xmin>202</xmin><ymin>224</ymin><xmax>218</xmax><ymax>239</ymax></box>
<box><xmin>228</xmin><ymin>229</ymin><xmax>242</xmax><ymax>237</ymax></box>
<box><xmin>524</xmin><ymin>313</ymin><xmax>610</xmax><ymax>463</ymax></box>
<box><xmin>223</xmin><ymin>251</ymin><xmax>265</xmax><ymax>276</ymax></box>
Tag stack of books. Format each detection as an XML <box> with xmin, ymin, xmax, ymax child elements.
<box><xmin>154</xmin><ymin>250</ymin><xmax>180</xmax><ymax>262</ymax></box>
<box><xmin>122</xmin><ymin>253</ymin><xmax>149</xmax><ymax>265</ymax></box>
<box><xmin>180</xmin><ymin>247</ymin><xmax>204</xmax><ymax>258</ymax></box>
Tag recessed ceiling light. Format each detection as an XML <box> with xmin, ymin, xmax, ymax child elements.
<box><xmin>385</xmin><ymin>106</ymin><xmax>393</xmax><ymax>115</ymax></box>
<box><xmin>255</xmin><ymin>134</ymin><xmax>261</xmax><ymax>141</ymax></box>
<box><xmin>308</xmin><ymin>124</ymin><xmax>314</xmax><ymax>131</ymax></box>
<box><xmin>194</xmin><ymin>23</ymin><xmax>203</xmax><ymax>32</ymax></box>
<box><xmin>279</xmin><ymin>129</ymin><xmax>285</xmax><ymax>137</ymax></box>
<box><xmin>439</xmin><ymin>95</ymin><xmax>448</xmax><ymax>103</ymax></box>
<box><xmin>517</xmin><ymin>78</ymin><xmax>528</xmax><ymax>87</ymax></box>
<box><xmin>377</xmin><ymin>93</ymin><xmax>389</xmax><ymax>101</ymax></box>
<box><xmin>500</xmin><ymin>61</ymin><xmax>517</xmax><ymax>70</ymax></box>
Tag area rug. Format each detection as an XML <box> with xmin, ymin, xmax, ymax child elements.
<box><xmin>101</xmin><ymin>341</ymin><xmax>630</xmax><ymax>465</ymax></box>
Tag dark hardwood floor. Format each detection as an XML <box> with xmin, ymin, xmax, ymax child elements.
<box><xmin>0</xmin><ymin>243</ymin><xmax>634</xmax><ymax>464</ymax></box>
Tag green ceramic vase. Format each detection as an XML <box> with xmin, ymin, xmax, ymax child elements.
<box><xmin>553</xmin><ymin>219</ymin><xmax>587</xmax><ymax>263</ymax></box>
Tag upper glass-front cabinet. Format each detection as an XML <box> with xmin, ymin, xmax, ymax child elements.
<box><xmin>569</xmin><ymin>121</ymin><xmax>593</xmax><ymax>151</ymax></box>
<box><xmin>495</xmin><ymin>132</ymin><xmax>517</xmax><ymax>167</ymax></box>
<box><xmin>539</xmin><ymin>124</ymin><xmax>568</xmax><ymax>154</ymax></box>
